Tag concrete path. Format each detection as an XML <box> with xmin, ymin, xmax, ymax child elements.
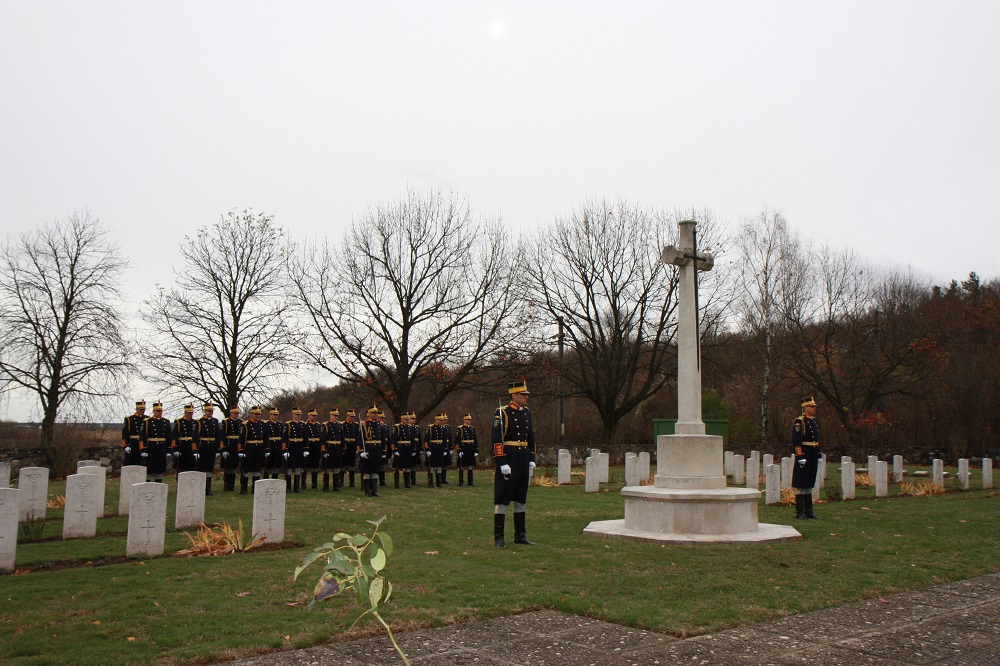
<box><xmin>231</xmin><ymin>572</ymin><xmax>1000</xmax><ymax>665</ymax></box>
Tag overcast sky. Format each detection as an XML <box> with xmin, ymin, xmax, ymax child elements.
<box><xmin>2</xmin><ymin>1</ymin><xmax>998</xmax><ymax>421</ymax></box>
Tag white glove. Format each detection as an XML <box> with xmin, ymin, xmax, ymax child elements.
<box><xmin>141</xmin><ymin>452</ymin><xmax>148</xmax><ymax>458</ymax></box>
<box><xmin>500</xmin><ymin>464</ymin><xmax>511</xmax><ymax>477</ymax></box>
<box><xmin>194</xmin><ymin>453</ymin><xmax>200</xmax><ymax>460</ymax></box>
<box><xmin>124</xmin><ymin>446</ymin><xmax>131</xmax><ymax>454</ymax></box>
<box><xmin>265</xmin><ymin>452</ymin><xmax>270</xmax><ymax>457</ymax></box>
<box><xmin>393</xmin><ymin>451</ymin><xmax>399</xmax><ymax>457</ymax></box>
<box><xmin>238</xmin><ymin>453</ymin><xmax>245</xmax><ymax>459</ymax></box>
<box><xmin>529</xmin><ymin>461</ymin><xmax>536</xmax><ymax>471</ymax></box>
<box><xmin>458</xmin><ymin>452</ymin><xmax>463</xmax><ymax>458</ymax></box>
<box><xmin>173</xmin><ymin>451</ymin><xmax>180</xmax><ymax>458</ymax></box>
<box><xmin>474</xmin><ymin>452</ymin><xmax>479</xmax><ymax>457</ymax></box>
<box><xmin>425</xmin><ymin>450</ymin><xmax>431</xmax><ymax>458</ymax></box>
<box><xmin>303</xmin><ymin>451</ymin><xmax>309</xmax><ymax>458</ymax></box>
<box><xmin>797</xmin><ymin>458</ymin><xmax>806</xmax><ymax>467</ymax></box>
<box><xmin>360</xmin><ymin>452</ymin><xmax>369</xmax><ymax>459</ymax></box>
<box><xmin>323</xmin><ymin>453</ymin><xmax>329</xmax><ymax>458</ymax></box>
<box><xmin>222</xmin><ymin>451</ymin><xmax>228</xmax><ymax>459</ymax></box>
<box><xmin>283</xmin><ymin>452</ymin><xmax>289</xmax><ymax>460</ymax></box>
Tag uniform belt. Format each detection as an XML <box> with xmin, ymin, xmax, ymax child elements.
<box><xmin>148</xmin><ymin>438</ymin><xmax>166</xmax><ymax>442</ymax></box>
<box><xmin>461</xmin><ymin>439</ymin><xmax>475</xmax><ymax>443</ymax></box>
<box><xmin>289</xmin><ymin>438</ymin><xmax>303</xmax><ymax>442</ymax></box>
<box><xmin>129</xmin><ymin>435</ymin><xmax>140</xmax><ymax>439</ymax></box>
<box><xmin>308</xmin><ymin>438</ymin><xmax>320</xmax><ymax>442</ymax></box>
<box><xmin>431</xmin><ymin>439</ymin><xmax>443</xmax><ymax>444</ymax></box>
<box><xmin>226</xmin><ymin>436</ymin><xmax>238</xmax><ymax>440</ymax></box>
<box><xmin>179</xmin><ymin>437</ymin><xmax>193</xmax><ymax>441</ymax></box>
<box><xmin>344</xmin><ymin>438</ymin><xmax>356</xmax><ymax>442</ymax></box>
<box><xmin>246</xmin><ymin>440</ymin><xmax>263</xmax><ymax>444</ymax></box>
<box><xmin>503</xmin><ymin>440</ymin><xmax>528</xmax><ymax>447</ymax></box>
<box><xmin>200</xmin><ymin>438</ymin><xmax>216</xmax><ymax>442</ymax></box>
<box><xmin>800</xmin><ymin>441</ymin><xmax>819</xmax><ymax>447</ymax></box>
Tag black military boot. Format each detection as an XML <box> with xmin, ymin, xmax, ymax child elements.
<box><xmin>322</xmin><ymin>473</ymin><xmax>330</xmax><ymax>491</ymax></box>
<box><xmin>403</xmin><ymin>471</ymin><xmax>410</xmax><ymax>488</ymax></box>
<box><xmin>795</xmin><ymin>494</ymin><xmax>806</xmax><ymax>519</ymax></box>
<box><xmin>379</xmin><ymin>471</ymin><xmax>387</xmax><ymax>487</ymax></box>
<box><xmin>300</xmin><ymin>472</ymin><xmax>307</xmax><ymax>490</ymax></box>
<box><xmin>513</xmin><ymin>513</ymin><xmax>535</xmax><ymax>545</ymax></box>
<box><xmin>410</xmin><ymin>470</ymin><xmax>417</xmax><ymax>486</ymax></box>
<box><xmin>348</xmin><ymin>471</ymin><xmax>356</xmax><ymax>488</ymax></box>
<box><xmin>205</xmin><ymin>477</ymin><xmax>214</xmax><ymax>496</ymax></box>
<box><xmin>240</xmin><ymin>476</ymin><xmax>248</xmax><ymax>495</ymax></box>
<box><xmin>251</xmin><ymin>475</ymin><xmax>260</xmax><ymax>493</ymax></box>
<box><xmin>225</xmin><ymin>473</ymin><xmax>235</xmax><ymax>491</ymax></box>
<box><xmin>311</xmin><ymin>472</ymin><xmax>319</xmax><ymax>489</ymax></box>
<box><xmin>428</xmin><ymin>471</ymin><xmax>434</xmax><ymax>487</ymax></box>
<box><xmin>285</xmin><ymin>473</ymin><xmax>292</xmax><ymax>492</ymax></box>
<box><xmin>293</xmin><ymin>475</ymin><xmax>300</xmax><ymax>494</ymax></box>
<box><xmin>805</xmin><ymin>494</ymin><xmax>818</xmax><ymax>519</ymax></box>
<box><xmin>435</xmin><ymin>472</ymin><xmax>443</xmax><ymax>487</ymax></box>
<box><xmin>494</xmin><ymin>514</ymin><xmax>506</xmax><ymax>548</ymax></box>
<box><xmin>441</xmin><ymin>470</ymin><xmax>449</xmax><ymax>485</ymax></box>
<box><xmin>394</xmin><ymin>471</ymin><xmax>400</xmax><ymax>489</ymax></box>
<box><xmin>467</xmin><ymin>470</ymin><xmax>475</xmax><ymax>487</ymax></box>
<box><xmin>370</xmin><ymin>478</ymin><xmax>380</xmax><ymax>497</ymax></box>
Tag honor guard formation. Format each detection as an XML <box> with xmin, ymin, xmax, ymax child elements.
<box><xmin>121</xmin><ymin>399</ymin><xmax>485</xmax><ymax>499</ymax></box>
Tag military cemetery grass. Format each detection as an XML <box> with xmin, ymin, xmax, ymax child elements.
<box><xmin>1</xmin><ymin>464</ymin><xmax>997</xmax><ymax>665</ymax></box>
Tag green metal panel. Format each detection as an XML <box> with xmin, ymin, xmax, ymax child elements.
<box><xmin>653</xmin><ymin>419</ymin><xmax>730</xmax><ymax>446</ymax></box>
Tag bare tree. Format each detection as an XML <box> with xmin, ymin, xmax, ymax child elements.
<box><xmin>289</xmin><ymin>190</ymin><xmax>526</xmax><ymax>420</ymax></box>
<box><xmin>734</xmin><ymin>207</ymin><xmax>803</xmax><ymax>447</ymax></box>
<box><xmin>142</xmin><ymin>209</ymin><xmax>300</xmax><ymax>409</ymax></box>
<box><xmin>528</xmin><ymin>200</ymin><xmax>727</xmax><ymax>450</ymax></box>
<box><xmin>0</xmin><ymin>212</ymin><xmax>132</xmax><ymax>461</ymax></box>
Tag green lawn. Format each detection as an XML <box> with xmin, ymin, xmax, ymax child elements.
<box><xmin>1</xmin><ymin>464</ymin><xmax>996</xmax><ymax>665</ymax></box>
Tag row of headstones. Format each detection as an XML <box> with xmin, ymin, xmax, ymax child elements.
<box><xmin>552</xmin><ymin>449</ymin><xmax>652</xmax><ymax>493</ymax></box>
<box><xmin>0</xmin><ymin>463</ymin><xmax>287</xmax><ymax>573</ymax></box>
<box><xmin>837</xmin><ymin>456</ymin><xmax>992</xmax><ymax>499</ymax></box>
<box><xmin>724</xmin><ymin>451</ymin><xmax>818</xmax><ymax>493</ymax></box>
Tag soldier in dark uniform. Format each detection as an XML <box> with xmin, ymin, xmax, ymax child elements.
<box><xmin>121</xmin><ymin>400</ymin><xmax>146</xmax><ymax>466</ymax></box>
<box><xmin>492</xmin><ymin>380</ymin><xmax>537</xmax><ymax>548</ymax></box>
<box><xmin>341</xmin><ymin>409</ymin><xmax>359</xmax><ymax>489</ymax></box>
<box><xmin>377</xmin><ymin>409</ymin><xmax>391</xmax><ymax>488</ymax></box>
<box><xmin>390</xmin><ymin>411</ymin><xmax>412</xmax><ymax>489</ymax></box>
<box><xmin>792</xmin><ymin>395</ymin><xmax>822</xmax><ymax>520</ymax></box>
<box><xmin>240</xmin><ymin>406</ymin><xmax>267</xmax><ymax>495</ymax></box>
<box><xmin>220</xmin><ymin>406</ymin><xmax>244</xmax><ymax>492</ymax></box>
<box><xmin>263</xmin><ymin>407</ymin><xmax>285</xmax><ymax>480</ymax></box>
<box><xmin>358</xmin><ymin>406</ymin><xmax>387</xmax><ymax>497</ymax></box>
<box><xmin>400</xmin><ymin>411</ymin><xmax>422</xmax><ymax>488</ymax></box>
<box><xmin>197</xmin><ymin>402</ymin><xmax>221</xmax><ymax>495</ymax></box>
<box><xmin>171</xmin><ymin>404</ymin><xmax>200</xmax><ymax>473</ymax></box>
<box><xmin>141</xmin><ymin>401</ymin><xmax>171</xmax><ymax>483</ymax></box>
<box><xmin>439</xmin><ymin>412</ymin><xmax>453</xmax><ymax>485</ymax></box>
<box><xmin>455</xmin><ymin>413</ymin><xmax>479</xmax><ymax>487</ymax></box>
<box><xmin>424</xmin><ymin>413</ymin><xmax>450</xmax><ymax>487</ymax></box>
<box><xmin>304</xmin><ymin>408</ymin><xmax>323</xmax><ymax>490</ymax></box>
<box><xmin>284</xmin><ymin>407</ymin><xmax>307</xmax><ymax>493</ymax></box>
<box><xmin>322</xmin><ymin>408</ymin><xmax>343</xmax><ymax>492</ymax></box>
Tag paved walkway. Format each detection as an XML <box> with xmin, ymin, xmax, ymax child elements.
<box><xmin>232</xmin><ymin>573</ymin><xmax>1000</xmax><ymax>665</ymax></box>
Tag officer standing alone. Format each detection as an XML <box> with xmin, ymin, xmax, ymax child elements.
<box><xmin>792</xmin><ymin>395</ymin><xmax>822</xmax><ymax>519</ymax></box>
<box><xmin>492</xmin><ymin>380</ymin><xmax>537</xmax><ymax>548</ymax></box>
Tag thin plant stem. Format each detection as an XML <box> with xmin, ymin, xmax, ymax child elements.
<box><xmin>374</xmin><ymin>611</ymin><xmax>410</xmax><ymax>666</ymax></box>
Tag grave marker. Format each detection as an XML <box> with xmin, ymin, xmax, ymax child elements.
<box><xmin>765</xmin><ymin>464</ymin><xmax>780</xmax><ymax>505</ymax></box>
<box><xmin>732</xmin><ymin>454</ymin><xmax>745</xmax><ymax>485</ymax></box>
<box><xmin>585</xmin><ymin>457</ymin><xmax>599</xmax><ymax>493</ymax></box>
<box><xmin>175</xmin><ymin>471</ymin><xmax>206</xmax><ymax>529</ymax></box>
<box><xmin>0</xmin><ymin>488</ymin><xmax>19</xmax><ymax>571</ymax></box>
<box><xmin>76</xmin><ymin>460</ymin><xmax>100</xmax><ymax>471</ymax></box>
<box><xmin>638</xmin><ymin>452</ymin><xmax>650</xmax><ymax>482</ymax></box>
<box><xmin>893</xmin><ymin>455</ymin><xmax>904</xmax><ymax>483</ymax></box>
<box><xmin>746</xmin><ymin>456</ymin><xmax>759</xmax><ymax>490</ymax></box>
<box><xmin>780</xmin><ymin>456</ymin><xmax>792</xmax><ymax>490</ymax></box>
<box><xmin>252</xmin><ymin>478</ymin><xmax>286</xmax><ymax>543</ymax></box>
<box><xmin>957</xmin><ymin>459</ymin><xmax>969</xmax><ymax>491</ymax></box>
<box><xmin>597</xmin><ymin>452</ymin><xmax>609</xmax><ymax>484</ymax></box>
<box><xmin>624</xmin><ymin>453</ymin><xmax>640</xmax><ymax>487</ymax></box>
<box><xmin>63</xmin><ymin>474</ymin><xmax>99</xmax><ymax>539</ymax></box>
<box><xmin>984</xmin><ymin>459</ymin><xmax>993</xmax><ymax>490</ymax></box>
<box><xmin>932</xmin><ymin>459</ymin><xmax>944</xmax><ymax>487</ymax></box>
<box><xmin>126</xmin><ymin>482</ymin><xmax>167</xmax><ymax>557</ymax></box>
<box><xmin>841</xmin><ymin>461</ymin><xmax>856</xmax><ymax>500</ymax></box>
<box><xmin>875</xmin><ymin>461</ymin><xmax>888</xmax><ymax>497</ymax></box>
<box><xmin>78</xmin><ymin>465</ymin><xmax>107</xmax><ymax>518</ymax></box>
<box><xmin>18</xmin><ymin>467</ymin><xmax>49</xmax><ymax>522</ymax></box>
<box><xmin>557</xmin><ymin>449</ymin><xmax>571</xmax><ymax>485</ymax></box>
<box><xmin>724</xmin><ymin>450</ymin><xmax>734</xmax><ymax>477</ymax></box>
<box><xmin>0</xmin><ymin>461</ymin><xmax>10</xmax><ymax>488</ymax></box>
<box><xmin>118</xmin><ymin>465</ymin><xmax>147</xmax><ymax>516</ymax></box>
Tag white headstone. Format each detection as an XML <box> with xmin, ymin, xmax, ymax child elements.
<box><xmin>957</xmin><ymin>459</ymin><xmax>969</xmax><ymax>491</ymax></box>
<box><xmin>76</xmin><ymin>460</ymin><xmax>100</xmax><ymax>471</ymax></box>
<box><xmin>99</xmin><ymin>456</ymin><xmax>111</xmax><ymax>467</ymax></box>
<box><xmin>557</xmin><ymin>449</ymin><xmax>571</xmax><ymax>485</ymax></box>
<box><xmin>78</xmin><ymin>465</ymin><xmax>107</xmax><ymax>518</ymax></box>
<box><xmin>637</xmin><ymin>452</ymin><xmax>650</xmax><ymax>482</ymax></box>
<box><xmin>0</xmin><ymin>461</ymin><xmax>10</xmax><ymax>488</ymax></box>
<box><xmin>732</xmin><ymin>454</ymin><xmax>745</xmax><ymax>485</ymax></box>
<box><xmin>175</xmin><ymin>471</ymin><xmax>206</xmax><ymax>529</ymax></box>
<box><xmin>126</xmin><ymin>482</ymin><xmax>168</xmax><ymax>557</ymax></box>
<box><xmin>590</xmin><ymin>448</ymin><xmax>600</xmax><ymax>460</ymax></box>
<box><xmin>745</xmin><ymin>456</ymin><xmax>759</xmax><ymax>490</ymax></box>
<box><xmin>841</xmin><ymin>455</ymin><xmax>852</xmax><ymax>465</ymax></box>
<box><xmin>841</xmin><ymin>461</ymin><xmax>856</xmax><ymax>500</ymax></box>
<box><xmin>812</xmin><ymin>454</ymin><xmax>823</xmax><ymax>501</ymax></box>
<box><xmin>597</xmin><ymin>452</ymin><xmax>609</xmax><ymax>484</ymax></box>
<box><xmin>585</xmin><ymin>457</ymin><xmax>599</xmax><ymax>493</ymax></box>
<box><xmin>624</xmin><ymin>453</ymin><xmax>640</xmax><ymax>487</ymax></box>
<box><xmin>780</xmin><ymin>456</ymin><xmax>792</xmax><ymax>489</ymax></box>
<box><xmin>867</xmin><ymin>455</ymin><xmax>878</xmax><ymax>476</ymax></box>
<box><xmin>765</xmin><ymin>464</ymin><xmax>780</xmax><ymax>505</ymax></box>
<box><xmin>118</xmin><ymin>465</ymin><xmax>147</xmax><ymax>516</ymax></box>
<box><xmin>984</xmin><ymin>459</ymin><xmax>994</xmax><ymax>490</ymax></box>
<box><xmin>62</xmin><ymin>473</ymin><xmax>99</xmax><ymax>539</ymax></box>
<box><xmin>0</xmin><ymin>488</ymin><xmax>20</xmax><ymax>571</ymax></box>
<box><xmin>18</xmin><ymin>467</ymin><xmax>49</xmax><ymax>522</ymax></box>
<box><xmin>252</xmin><ymin>478</ymin><xmax>286</xmax><ymax>544</ymax></box>
<box><xmin>874</xmin><ymin>461</ymin><xmax>888</xmax><ymax>498</ymax></box>
<box><xmin>893</xmin><ymin>455</ymin><xmax>904</xmax><ymax>483</ymax></box>
<box><xmin>932</xmin><ymin>459</ymin><xmax>944</xmax><ymax>487</ymax></box>
<box><xmin>724</xmin><ymin>450</ymin><xmax>734</xmax><ymax>477</ymax></box>
<box><xmin>762</xmin><ymin>453</ymin><xmax>773</xmax><ymax>470</ymax></box>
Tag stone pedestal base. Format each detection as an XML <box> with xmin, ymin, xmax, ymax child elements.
<box><xmin>583</xmin><ymin>485</ymin><xmax>801</xmax><ymax>545</ymax></box>
<box><xmin>656</xmin><ymin>433</ymin><xmax>726</xmax><ymax>489</ymax></box>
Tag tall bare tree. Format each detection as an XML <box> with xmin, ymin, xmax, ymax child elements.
<box><xmin>0</xmin><ymin>212</ymin><xmax>132</xmax><ymax>460</ymax></box>
<box><xmin>142</xmin><ymin>209</ymin><xmax>299</xmax><ymax>409</ymax></box>
<box><xmin>528</xmin><ymin>200</ymin><xmax>727</xmax><ymax>450</ymax></box>
<box><xmin>289</xmin><ymin>190</ymin><xmax>526</xmax><ymax>421</ymax></box>
<box><xmin>734</xmin><ymin>207</ymin><xmax>803</xmax><ymax>447</ymax></box>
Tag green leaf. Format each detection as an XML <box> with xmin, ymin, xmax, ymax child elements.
<box><xmin>313</xmin><ymin>576</ymin><xmax>341</xmax><ymax>602</ymax></box>
<box><xmin>355</xmin><ymin>575</ymin><xmax>369</xmax><ymax>605</ymax></box>
<box><xmin>383</xmin><ymin>580</ymin><xmax>393</xmax><ymax>604</ymax></box>
<box><xmin>370</xmin><ymin>548</ymin><xmax>386</xmax><ymax>572</ymax></box>
<box><xmin>376</xmin><ymin>532</ymin><xmax>393</xmax><ymax>557</ymax></box>
<box><xmin>324</xmin><ymin>559</ymin><xmax>356</xmax><ymax>576</ymax></box>
<box><xmin>369</xmin><ymin>577</ymin><xmax>384</xmax><ymax>608</ymax></box>
<box><xmin>295</xmin><ymin>550</ymin><xmax>326</xmax><ymax>575</ymax></box>
<box><xmin>351</xmin><ymin>534</ymin><xmax>369</xmax><ymax>548</ymax></box>
<box><xmin>366</xmin><ymin>515</ymin><xmax>387</xmax><ymax>528</ymax></box>
<box><xmin>361</xmin><ymin>564</ymin><xmax>375</xmax><ymax>579</ymax></box>
<box><xmin>332</xmin><ymin>532</ymin><xmax>352</xmax><ymax>542</ymax></box>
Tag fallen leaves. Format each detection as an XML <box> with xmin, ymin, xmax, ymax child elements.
<box><xmin>235</xmin><ymin>591</ymin><xmax>250</xmax><ymax>597</ymax></box>
<box><xmin>424</xmin><ymin>551</ymin><xmax>439</xmax><ymax>555</ymax></box>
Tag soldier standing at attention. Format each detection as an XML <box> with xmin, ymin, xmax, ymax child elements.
<box><xmin>240</xmin><ymin>406</ymin><xmax>267</xmax><ymax>495</ymax></box>
<box><xmin>424</xmin><ymin>413</ymin><xmax>449</xmax><ymax>487</ymax></box>
<box><xmin>455</xmin><ymin>413</ymin><xmax>479</xmax><ymax>487</ymax></box>
<box><xmin>141</xmin><ymin>401</ymin><xmax>171</xmax><ymax>483</ymax></box>
<box><xmin>322</xmin><ymin>408</ymin><xmax>343</xmax><ymax>492</ymax></box>
<box><xmin>403</xmin><ymin>411</ymin><xmax>422</xmax><ymax>488</ymax></box>
<box><xmin>284</xmin><ymin>407</ymin><xmax>307</xmax><ymax>493</ymax></box>
<box><xmin>341</xmin><ymin>409</ymin><xmax>359</xmax><ymax>489</ymax></box>
<box><xmin>220</xmin><ymin>406</ymin><xmax>244</xmax><ymax>492</ymax></box>
<box><xmin>304</xmin><ymin>408</ymin><xmax>323</xmax><ymax>490</ymax></box>
<box><xmin>377</xmin><ymin>409</ymin><xmax>391</xmax><ymax>488</ymax></box>
<box><xmin>391</xmin><ymin>411</ymin><xmax>416</xmax><ymax>489</ymax></box>
<box><xmin>121</xmin><ymin>400</ymin><xmax>146</xmax><ymax>466</ymax></box>
<box><xmin>492</xmin><ymin>380</ymin><xmax>537</xmax><ymax>548</ymax></box>
<box><xmin>792</xmin><ymin>395</ymin><xmax>822</xmax><ymax>520</ymax></box>
<box><xmin>359</xmin><ymin>406</ymin><xmax>386</xmax><ymax>497</ymax></box>
<box><xmin>263</xmin><ymin>407</ymin><xmax>285</xmax><ymax>480</ymax></box>
<box><xmin>197</xmin><ymin>402</ymin><xmax>221</xmax><ymax>495</ymax></box>
<box><xmin>171</xmin><ymin>403</ymin><xmax>200</xmax><ymax>473</ymax></box>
